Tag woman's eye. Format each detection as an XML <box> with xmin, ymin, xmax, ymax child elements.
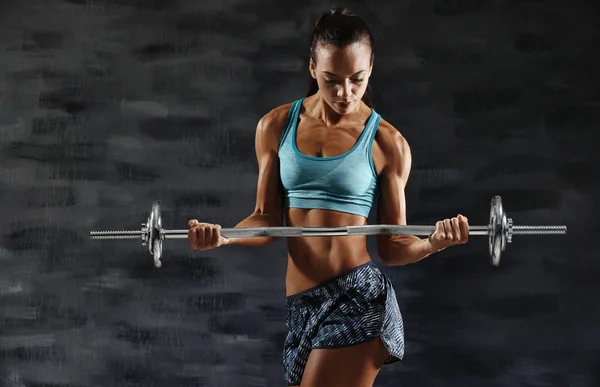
<box><xmin>324</xmin><ymin>79</ymin><xmax>363</xmax><ymax>84</ymax></box>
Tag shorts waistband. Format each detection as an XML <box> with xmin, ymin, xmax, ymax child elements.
<box><xmin>285</xmin><ymin>260</ymin><xmax>378</xmax><ymax>303</ymax></box>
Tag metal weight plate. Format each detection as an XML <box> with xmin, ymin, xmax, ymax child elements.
<box><xmin>149</xmin><ymin>201</ymin><xmax>163</xmax><ymax>267</ymax></box>
<box><xmin>488</xmin><ymin>195</ymin><xmax>505</xmax><ymax>266</ymax></box>
<box><xmin>145</xmin><ymin>205</ymin><xmax>154</xmax><ymax>257</ymax></box>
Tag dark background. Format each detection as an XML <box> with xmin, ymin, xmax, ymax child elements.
<box><xmin>0</xmin><ymin>0</ymin><xmax>598</xmax><ymax>386</ymax></box>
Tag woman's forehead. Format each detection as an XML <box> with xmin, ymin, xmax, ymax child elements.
<box><xmin>314</xmin><ymin>43</ymin><xmax>372</xmax><ymax>74</ymax></box>
<box><xmin>315</xmin><ymin>42</ymin><xmax>371</xmax><ymax>61</ymax></box>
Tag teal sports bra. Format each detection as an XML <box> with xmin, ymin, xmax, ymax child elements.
<box><xmin>278</xmin><ymin>98</ymin><xmax>380</xmax><ymax>218</ymax></box>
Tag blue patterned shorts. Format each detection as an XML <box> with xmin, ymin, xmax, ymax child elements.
<box><xmin>283</xmin><ymin>261</ymin><xmax>405</xmax><ymax>385</ymax></box>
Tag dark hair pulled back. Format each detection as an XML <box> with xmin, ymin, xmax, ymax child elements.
<box><xmin>306</xmin><ymin>8</ymin><xmax>375</xmax><ymax>107</ymax></box>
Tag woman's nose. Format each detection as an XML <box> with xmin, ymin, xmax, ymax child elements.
<box><xmin>337</xmin><ymin>80</ymin><xmax>352</xmax><ymax>98</ymax></box>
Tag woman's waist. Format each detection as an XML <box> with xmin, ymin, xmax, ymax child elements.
<box><xmin>283</xmin><ymin>209</ymin><xmax>374</xmax><ymax>296</ymax></box>
<box><xmin>285</xmin><ymin>258</ymin><xmax>386</xmax><ymax>306</ymax></box>
<box><xmin>284</xmin><ymin>247</ymin><xmax>374</xmax><ymax>297</ymax></box>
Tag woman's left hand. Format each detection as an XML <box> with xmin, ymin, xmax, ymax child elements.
<box><xmin>428</xmin><ymin>214</ymin><xmax>470</xmax><ymax>253</ymax></box>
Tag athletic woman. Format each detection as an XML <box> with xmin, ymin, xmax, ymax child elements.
<box><xmin>188</xmin><ymin>8</ymin><xmax>469</xmax><ymax>387</ymax></box>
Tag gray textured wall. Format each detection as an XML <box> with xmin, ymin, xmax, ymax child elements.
<box><xmin>0</xmin><ymin>0</ymin><xmax>598</xmax><ymax>386</ymax></box>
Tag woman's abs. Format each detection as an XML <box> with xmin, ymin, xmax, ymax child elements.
<box><xmin>284</xmin><ymin>208</ymin><xmax>373</xmax><ymax>296</ymax></box>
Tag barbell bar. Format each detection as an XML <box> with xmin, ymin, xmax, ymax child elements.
<box><xmin>89</xmin><ymin>195</ymin><xmax>567</xmax><ymax>268</ymax></box>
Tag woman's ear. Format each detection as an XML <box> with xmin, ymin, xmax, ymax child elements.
<box><xmin>309</xmin><ymin>58</ymin><xmax>317</xmax><ymax>79</ymax></box>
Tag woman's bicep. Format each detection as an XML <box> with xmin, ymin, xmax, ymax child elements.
<box><xmin>376</xmin><ymin>130</ymin><xmax>413</xmax><ymax>256</ymax></box>
<box><xmin>252</xmin><ymin>113</ymin><xmax>284</xmax><ymax>226</ymax></box>
<box><xmin>376</xmin><ymin>130</ymin><xmax>412</xmax><ymax>224</ymax></box>
<box><xmin>377</xmin><ymin>167</ymin><xmax>408</xmax><ymax>226</ymax></box>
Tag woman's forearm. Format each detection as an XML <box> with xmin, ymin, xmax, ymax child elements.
<box><xmin>225</xmin><ymin>212</ymin><xmax>282</xmax><ymax>247</ymax></box>
<box><xmin>377</xmin><ymin>235</ymin><xmax>437</xmax><ymax>266</ymax></box>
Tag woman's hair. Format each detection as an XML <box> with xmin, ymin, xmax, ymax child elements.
<box><xmin>306</xmin><ymin>7</ymin><xmax>375</xmax><ymax>107</ymax></box>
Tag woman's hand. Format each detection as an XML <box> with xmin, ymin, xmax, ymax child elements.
<box><xmin>428</xmin><ymin>214</ymin><xmax>469</xmax><ymax>253</ymax></box>
<box><xmin>187</xmin><ymin>219</ymin><xmax>230</xmax><ymax>250</ymax></box>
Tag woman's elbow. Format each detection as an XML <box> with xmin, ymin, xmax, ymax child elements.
<box><xmin>377</xmin><ymin>244</ymin><xmax>411</xmax><ymax>266</ymax></box>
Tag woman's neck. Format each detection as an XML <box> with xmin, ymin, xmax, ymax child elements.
<box><xmin>310</xmin><ymin>93</ymin><xmax>363</xmax><ymax>127</ymax></box>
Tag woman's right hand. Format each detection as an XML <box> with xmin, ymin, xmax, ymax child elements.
<box><xmin>187</xmin><ymin>219</ymin><xmax>230</xmax><ymax>250</ymax></box>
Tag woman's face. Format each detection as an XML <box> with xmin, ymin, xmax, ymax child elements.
<box><xmin>310</xmin><ymin>41</ymin><xmax>373</xmax><ymax>115</ymax></box>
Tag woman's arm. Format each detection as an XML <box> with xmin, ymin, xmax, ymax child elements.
<box><xmin>225</xmin><ymin>108</ymin><xmax>287</xmax><ymax>247</ymax></box>
<box><xmin>375</xmin><ymin>124</ymin><xmax>469</xmax><ymax>266</ymax></box>
<box><xmin>188</xmin><ymin>106</ymin><xmax>288</xmax><ymax>250</ymax></box>
<box><xmin>375</xmin><ymin>128</ymin><xmax>435</xmax><ymax>265</ymax></box>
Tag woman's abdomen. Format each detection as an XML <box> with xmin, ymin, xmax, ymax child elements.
<box><xmin>284</xmin><ymin>208</ymin><xmax>373</xmax><ymax>296</ymax></box>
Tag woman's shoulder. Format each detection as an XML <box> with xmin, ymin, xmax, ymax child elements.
<box><xmin>373</xmin><ymin>115</ymin><xmax>411</xmax><ymax>161</ymax></box>
<box><xmin>264</xmin><ymin>101</ymin><xmax>295</xmax><ymax>120</ymax></box>
<box><xmin>254</xmin><ymin>100</ymin><xmax>299</xmax><ymax>149</ymax></box>
<box><xmin>257</xmin><ymin>101</ymin><xmax>289</xmax><ymax>128</ymax></box>
<box><xmin>375</xmin><ymin>115</ymin><xmax>408</xmax><ymax>144</ymax></box>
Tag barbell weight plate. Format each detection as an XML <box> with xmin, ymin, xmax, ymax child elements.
<box><xmin>149</xmin><ymin>201</ymin><xmax>163</xmax><ymax>267</ymax></box>
<box><xmin>489</xmin><ymin>195</ymin><xmax>504</xmax><ymax>267</ymax></box>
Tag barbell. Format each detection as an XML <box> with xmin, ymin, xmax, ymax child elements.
<box><xmin>89</xmin><ymin>195</ymin><xmax>566</xmax><ymax>268</ymax></box>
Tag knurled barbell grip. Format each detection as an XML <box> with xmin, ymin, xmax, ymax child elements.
<box><xmin>88</xmin><ymin>224</ymin><xmax>566</xmax><ymax>240</ymax></box>
<box><xmin>159</xmin><ymin>225</ymin><xmax>491</xmax><ymax>238</ymax></box>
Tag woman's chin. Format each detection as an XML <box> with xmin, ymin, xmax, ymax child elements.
<box><xmin>332</xmin><ymin>101</ymin><xmax>356</xmax><ymax>114</ymax></box>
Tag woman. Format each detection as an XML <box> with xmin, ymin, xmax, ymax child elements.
<box><xmin>188</xmin><ymin>8</ymin><xmax>469</xmax><ymax>387</ymax></box>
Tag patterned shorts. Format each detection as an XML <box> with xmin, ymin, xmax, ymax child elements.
<box><xmin>283</xmin><ymin>261</ymin><xmax>405</xmax><ymax>385</ymax></box>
